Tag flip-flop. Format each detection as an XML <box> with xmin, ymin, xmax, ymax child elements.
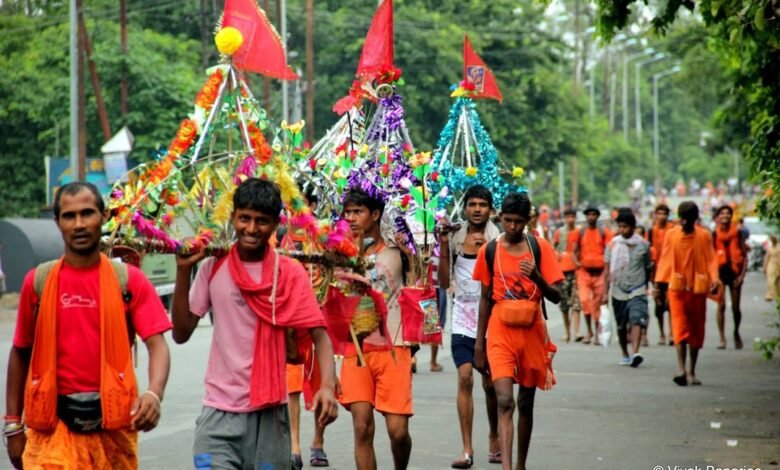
<box><xmin>582</xmin><ymin>337</ymin><xmax>592</xmax><ymax>345</ymax></box>
<box><xmin>574</xmin><ymin>336</ymin><xmax>585</xmax><ymax>343</ymax></box>
<box><xmin>734</xmin><ymin>333</ymin><xmax>743</xmax><ymax>350</ymax></box>
<box><xmin>673</xmin><ymin>374</ymin><xmax>688</xmax><ymax>386</ymax></box>
<box><xmin>430</xmin><ymin>363</ymin><xmax>444</xmax><ymax>372</ymax></box>
<box><xmin>310</xmin><ymin>448</ymin><xmax>329</xmax><ymax>467</ymax></box>
<box><xmin>717</xmin><ymin>342</ymin><xmax>726</xmax><ymax>350</ymax></box>
<box><xmin>689</xmin><ymin>377</ymin><xmax>702</xmax><ymax>386</ymax></box>
<box><xmin>488</xmin><ymin>451</ymin><xmax>502</xmax><ymax>464</ymax></box>
<box><xmin>451</xmin><ymin>453</ymin><xmax>474</xmax><ymax>469</ymax></box>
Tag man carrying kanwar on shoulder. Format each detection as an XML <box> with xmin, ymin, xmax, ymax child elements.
<box><xmin>437</xmin><ymin>184</ymin><xmax>502</xmax><ymax>468</ymax></box>
<box><xmin>172</xmin><ymin>178</ymin><xmax>338</xmax><ymax>469</ymax></box>
<box><xmin>5</xmin><ymin>182</ymin><xmax>172</xmax><ymax>470</ymax></box>
<box><xmin>552</xmin><ymin>208</ymin><xmax>581</xmax><ymax>343</ymax></box>
<box><xmin>647</xmin><ymin>203</ymin><xmax>674</xmax><ymax>345</ymax></box>
<box><xmin>713</xmin><ymin>204</ymin><xmax>748</xmax><ymax>349</ymax></box>
<box><xmin>573</xmin><ymin>205</ymin><xmax>613</xmax><ymax>345</ymax></box>
<box><xmin>655</xmin><ymin>201</ymin><xmax>719</xmax><ymax>386</ymax></box>
<box><xmin>339</xmin><ymin>188</ymin><xmax>413</xmax><ymax>470</ymax></box>
<box><xmin>473</xmin><ymin>192</ymin><xmax>563</xmax><ymax>470</ymax></box>
<box><xmin>603</xmin><ymin>209</ymin><xmax>652</xmax><ymax>367</ymax></box>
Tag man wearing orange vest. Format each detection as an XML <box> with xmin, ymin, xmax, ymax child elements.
<box><xmin>573</xmin><ymin>206</ymin><xmax>613</xmax><ymax>345</ymax></box>
<box><xmin>647</xmin><ymin>204</ymin><xmax>674</xmax><ymax>345</ymax></box>
<box><xmin>713</xmin><ymin>205</ymin><xmax>748</xmax><ymax>349</ymax></box>
<box><xmin>552</xmin><ymin>208</ymin><xmax>581</xmax><ymax>342</ymax></box>
<box><xmin>655</xmin><ymin>202</ymin><xmax>719</xmax><ymax>386</ymax></box>
<box><xmin>4</xmin><ymin>182</ymin><xmax>172</xmax><ymax>469</ymax></box>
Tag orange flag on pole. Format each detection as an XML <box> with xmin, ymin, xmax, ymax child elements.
<box><xmin>222</xmin><ymin>0</ymin><xmax>299</xmax><ymax>80</ymax></box>
<box><xmin>356</xmin><ymin>0</ymin><xmax>394</xmax><ymax>78</ymax></box>
<box><xmin>463</xmin><ymin>35</ymin><xmax>502</xmax><ymax>102</ymax></box>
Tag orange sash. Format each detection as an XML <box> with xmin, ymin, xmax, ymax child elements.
<box><xmin>714</xmin><ymin>225</ymin><xmax>744</xmax><ymax>272</ymax></box>
<box><xmin>24</xmin><ymin>255</ymin><xmax>137</xmax><ymax>432</ymax></box>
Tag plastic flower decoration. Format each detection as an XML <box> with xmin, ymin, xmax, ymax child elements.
<box><xmin>465</xmin><ymin>166</ymin><xmax>478</xmax><ymax>177</ymax></box>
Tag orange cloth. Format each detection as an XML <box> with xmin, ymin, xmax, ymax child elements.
<box><xmin>23</xmin><ymin>420</ymin><xmax>137</xmax><ymax>469</ymax></box>
<box><xmin>577</xmin><ymin>269</ymin><xmax>606</xmax><ymax>319</ymax></box>
<box><xmin>577</xmin><ymin>227</ymin><xmax>613</xmax><ymax>269</ymax></box>
<box><xmin>647</xmin><ymin>222</ymin><xmax>673</xmax><ymax>262</ymax></box>
<box><xmin>714</xmin><ymin>224</ymin><xmax>745</xmax><ymax>272</ymax></box>
<box><xmin>286</xmin><ymin>363</ymin><xmax>304</xmax><ymax>394</ymax></box>
<box><xmin>25</xmin><ymin>255</ymin><xmax>136</xmax><ymax>432</ymax></box>
<box><xmin>553</xmin><ymin>227</ymin><xmax>578</xmax><ymax>273</ymax></box>
<box><xmin>655</xmin><ymin>226</ymin><xmax>719</xmax><ymax>293</ymax></box>
<box><xmin>668</xmin><ymin>291</ymin><xmax>707</xmax><ymax>348</ymax></box>
<box><xmin>338</xmin><ymin>346</ymin><xmax>413</xmax><ymax>416</ymax></box>
<box><xmin>486</xmin><ymin>308</ymin><xmax>557</xmax><ymax>389</ymax></box>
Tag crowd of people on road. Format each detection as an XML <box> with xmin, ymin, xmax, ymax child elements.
<box><xmin>4</xmin><ymin>180</ymin><xmax>769</xmax><ymax>470</ymax></box>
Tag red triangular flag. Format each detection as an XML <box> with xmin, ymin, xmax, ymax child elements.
<box><xmin>356</xmin><ymin>0</ymin><xmax>394</xmax><ymax>78</ymax></box>
<box><xmin>222</xmin><ymin>0</ymin><xmax>299</xmax><ymax>80</ymax></box>
<box><xmin>463</xmin><ymin>35</ymin><xmax>502</xmax><ymax>102</ymax></box>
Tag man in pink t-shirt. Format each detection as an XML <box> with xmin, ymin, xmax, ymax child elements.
<box><xmin>172</xmin><ymin>178</ymin><xmax>338</xmax><ymax>469</ymax></box>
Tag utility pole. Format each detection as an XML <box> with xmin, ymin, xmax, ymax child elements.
<box><xmin>263</xmin><ymin>0</ymin><xmax>271</xmax><ymax>111</ymax></box>
<box><xmin>280</xmin><ymin>0</ymin><xmax>289</xmax><ymax>123</ymax></box>
<box><xmin>200</xmin><ymin>0</ymin><xmax>209</xmax><ymax>69</ymax></box>
<box><xmin>571</xmin><ymin>0</ymin><xmax>581</xmax><ymax>208</ymax></box>
<box><xmin>120</xmin><ymin>0</ymin><xmax>128</xmax><ymax>121</ymax></box>
<box><xmin>305</xmin><ymin>0</ymin><xmax>315</xmax><ymax>139</ymax></box>
<box><xmin>79</xmin><ymin>13</ymin><xmax>112</xmax><ymax>141</ymax></box>
<box><xmin>76</xmin><ymin>0</ymin><xmax>86</xmax><ymax>181</ymax></box>
<box><xmin>69</xmin><ymin>0</ymin><xmax>79</xmax><ymax>181</ymax></box>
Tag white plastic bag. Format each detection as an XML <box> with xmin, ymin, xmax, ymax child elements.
<box><xmin>598</xmin><ymin>304</ymin><xmax>613</xmax><ymax>347</ymax></box>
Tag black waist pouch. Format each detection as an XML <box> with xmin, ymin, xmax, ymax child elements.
<box><xmin>57</xmin><ymin>392</ymin><xmax>102</xmax><ymax>433</ymax></box>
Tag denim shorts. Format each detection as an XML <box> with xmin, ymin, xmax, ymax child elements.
<box><xmin>451</xmin><ymin>334</ymin><xmax>476</xmax><ymax>368</ymax></box>
<box><xmin>612</xmin><ymin>296</ymin><xmax>649</xmax><ymax>332</ymax></box>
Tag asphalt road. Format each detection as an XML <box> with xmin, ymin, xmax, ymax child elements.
<box><xmin>1</xmin><ymin>272</ymin><xmax>778</xmax><ymax>469</ymax></box>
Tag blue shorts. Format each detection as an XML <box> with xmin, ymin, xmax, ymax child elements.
<box><xmin>451</xmin><ymin>334</ymin><xmax>476</xmax><ymax>368</ymax></box>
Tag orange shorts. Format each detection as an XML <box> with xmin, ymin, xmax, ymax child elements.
<box><xmin>24</xmin><ymin>420</ymin><xmax>137</xmax><ymax>469</ymax></box>
<box><xmin>577</xmin><ymin>269</ymin><xmax>606</xmax><ymax>319</ymax></box>
<box><xmin>487</xmin><ymin>311</ymin><xmax>557</xmax><ymax>390</ymax></box>
<box><xmin>339</xmin><ymin>346</ymin><xmax>413</xmax><ymax>416</ymax></box>
<box><xmin>286</xmin><ymin>363</ymin><xmax>304</xmax><ymax>395</ymax></box>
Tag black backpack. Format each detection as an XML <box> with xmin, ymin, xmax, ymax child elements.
<box><xmin>484</xmin><ymin>235</ymin><xmax>548</xmax><ymax>320</ymax></box>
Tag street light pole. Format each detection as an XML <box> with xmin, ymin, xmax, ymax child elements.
<box><xmin>622</xmin><ymin>48</ymin><xmax>653</xmax><ymax>141</ymax></box>
<box><xmin>69</xmin><ymin>0</ymin><xmax>78</xmax><ymax>180</ymax></box>
<box><xmin>635</xmin><ymin>53</ymin><xmax>666</xmax><ymax>141</ymax></box>
<box><xmin>653</xmin><ymin>65</ymin><xmax>681</xmax><ymax>194</ymax></box>
<box><xmin>280</xmin><ymin>0</ymin><xmax>289</xmax><ymax>123</ymax></box>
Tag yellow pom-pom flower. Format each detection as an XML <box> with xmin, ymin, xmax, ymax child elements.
<box><xmin>215</xmin><ymin>27</ymin><xmax>244</xmax><ymax>56</ymax></box>
<box><xmin>513</xmin><ymin>166</ymin><xmax>525</xmax><ymax>178</ymax></box>
<box><xmin>465</xmin><ymin>166</ymin><xmax>478</xmax><ymax>177</ymax></box>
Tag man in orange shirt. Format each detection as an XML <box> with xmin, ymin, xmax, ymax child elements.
<box><xmin>647</xmin><ymin>204</ymin><xmax>674</xmax><ymax>345</ymax></box>
<box><xmin>573</xmin><ymin>206</ymin><xmax>613</xmax><ymax>345</ymax></box>
<box><xmin>473</xmin><ymin>192</ymin><xmax>563</xmax><ymax>470</ymax></box>
<box><xmin>655</xmin><ymin>202</ymin><xmax>719</xmax><ymax>386</ymax></box>
<box><xmin>713</xmin><ymin>205</ymin><xmax>748</xmax><ymax>349</ymax></box>
<box><xmin>552</xmin><ymin>208</ymin><xmax>580</xmax><ymax>342</ymax></box>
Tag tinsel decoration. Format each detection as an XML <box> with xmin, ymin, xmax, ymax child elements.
<box><xmin>431</xmin><ymin>96</ymin><xmax>524</xmax><ymax>216</ymax></box>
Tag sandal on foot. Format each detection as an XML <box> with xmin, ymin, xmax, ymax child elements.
<box><xmin>734</xmin><ymin>332</ymin><xmax>743</xmax><ymax>350</ymax></box>
<box><xmin>574</xmin><ymin>336</ymin><xmax>584</xmax><ymax>343</ymax></box>
<box><xmin>291</xmin><ymin>454</ymin><xmax>303</xmax><ymax>470</ymax></box>
<box><xmin>488</xmin><ymin>451</ymin><xmax>502</xmax><ymax>464</ymax></box>
<box><xmin>717</xmin><ymin>341</ymin><xmax>726</xmax><ymax>350</ymax></box>
<box><xmin>310</xmin><ymin>448</ymin><xmax>329</xmax><ymax>467</ymax></box>
<box><xmin>673</xmin><ymin>374</ymin><xmax>688</xmax><ymax>386</ymax></box>
<box><xmin>451</xmin><ymin>453</ymin><xmax>474</xmax><ymax>469</ymax></box>
<box><xmin>582</xmin><ymin>337</ymin><xmax>592</xmax><ymax>345</ymax></box>
<box><xmin>688</xmin><ymin>376</ymin><xmax>702</xmax><ymax>386</ymax></box>
<box><xmin>430</xmin><ymin>363</ymin><xmax>444</xmax><ymax>372</ymax></box>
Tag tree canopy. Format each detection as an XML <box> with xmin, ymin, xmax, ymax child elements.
<box><xmin>0</xmin><ymin>0</ymin><xmax>751</xmax><ymax>217</ymax></box>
